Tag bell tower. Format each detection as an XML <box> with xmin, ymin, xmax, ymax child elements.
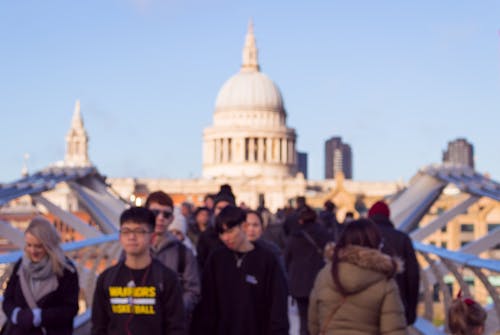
<box><xmin>65</xmin><ymin>100</ymin><xmax>91</xmax><ymax>167</ymax></box>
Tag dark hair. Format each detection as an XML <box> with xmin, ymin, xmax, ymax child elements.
<box><xmin>299</xmin><ymin>205</ymin><xmax>317</xmax><ymax>224</ymax></box>
<box><xmin>204</xmin><ymin>194</ymin><xmax>215</xmax><ymax>201</ymax></box>
<box><xmin>215</xmin><ymin>205</ymin><xmax>246</xmax><ymax>234</ymax></box>
<box><xmin>194</xmin><ymin>206</ymin><xmax>211</xmax><ymax>218</ymax></box>
<box><xmin>448</xmin><ymin>298</ymin><xmax>487</xmax><ymax>335</ymax></box>
<box><xmin>324</xmin><ymin>200</ymin><xmax>336</xmax><ymax>211</ymax></box>
<box><xmin>145</xmin><ymin>191</ymin><xmax>173</xmax><ymax>209</ymax></box>
<box><xmin>120</xmin><ymin>207</ymin><xmax>156</xmax><ymax>231</ymax></box>
<box><xmin>331</xmin><ymin>219</ymin><xmax>382</xmax><ymax>296</ymax></box>
<box><xmin>296</xmin><ymin>196</ymin><xmax>306</xmax><ymax>208</ymax></box>
<box><xmin>246</xmin><ymin>210</ymin><xmax>263</xmax><ymax>227</ymax></box>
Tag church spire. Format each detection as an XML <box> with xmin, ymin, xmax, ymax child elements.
<box><xmin>65</xmin><ymin>99</ymin><xmax>91</xmax><ymax>167</ymax></box>
<box><xmin>241</xmin><ymin>19</ymin><xmax>260</xmax><ymax>72</ymax></box>
<box><xmin>21</xmin><ymin>153</ymin><xmax>29</xmax><ymax>177</ymax></box>
<box><xmin>71</xmin><ymin>99</ymin><xmax>84</xmax><ymax>130</ymax></box>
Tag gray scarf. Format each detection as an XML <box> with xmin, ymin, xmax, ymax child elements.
<box><xmin>18</xmin><ymin>255</ymin><xmax>58</xmax><ymax>307</ymax></box>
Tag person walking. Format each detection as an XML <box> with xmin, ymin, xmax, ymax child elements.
<box><xmin>448</xmin><ymin>293</ymin><xmax>487</xmax><ymax>335</ymax></box>
<box><xmin>285</xmin><ymin>205</ymin><xmax>330</xmax><ymax>335</ymax></box>
<box><xmin>2</xmin><ymin>217</ymin><xmax>79</xmax><ymax>335</ymax></box>
<box><xmin>91</xmin><ymin>207</ymin><xmax>185</xmax><ymax>335</ymax></box>
<box><xmin>145</xmin><ymin>191</ymin><xmax>200</xmax><ymax>318</ymax></box>
<box><xmin>368</xmin><ymin>200</ymin><xmax>420</xmax><ymax>326</ymax></box>
<box><xmin>197</xmin><ymin>205</ymin><xmax>289</xmax><ymax>335</ymax></box>
<box><xmin>308</xmin><ymin>219</ymin><xmax>407</xmax><ymax>335</ymax></box>
<box><xmin>243</xmin><ymin>210</ymin><xmax>285</xmax><ymax>273</ymax></box>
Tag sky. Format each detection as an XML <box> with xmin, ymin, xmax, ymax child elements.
<box><xmin>1</xmin><ymin>0</ymin><xmax>499</xmax><ymax>183</ymax></box>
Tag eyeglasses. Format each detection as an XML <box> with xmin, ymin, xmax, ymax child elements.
<box><xmin>119</xmin><ymin>228</ymin><xmax>153</xmax><ymax>236</ymax></box>
<box><xmin>150</xmin><ymin>209</ymin><xmax>173</xmax><ymax>219</ymax></box>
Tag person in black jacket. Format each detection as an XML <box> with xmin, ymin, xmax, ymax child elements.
<box><xmin>197</xmin><ymin>206</ymin><xmax>289</xmax><ymax>335</ymax></box>
<box><xmin>2</xmin><ymin>217</ymin><xmax>79</xmax><ymax>335</ymax></box>
<box><xmin>285</xmin><ymin>205</ymin><xmax>331</xmax><ymax>335</ymax></box>
<box><xmin>243</xmin><ymin>210</ymin><xmax>285</xmax><ymax>274</ymax></box>
<box><xmin>368</xmin><ymin>200</ymin><xmax>420</xmax><ymax>326</ymax></box>
<box><xmin>196</xmin><ymin>189</ymin><xmax>235</xmax><ymax>271</ymax></box>
<box><xmin>91</xmin><ymin>207</ymin><xmax>185</xmax><ymax>335</ymax></box>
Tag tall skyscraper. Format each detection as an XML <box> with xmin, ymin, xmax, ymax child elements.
<box><xmin>297</xmin><ymin>151</ymin><xmax>308</xmax><ymax>179</ymax></box>
<box><xmin>325</xmin><ymin>136</ymin><xmax>352</xmax><ymax>179</ymax></box>
<box><xmin>442</xmin><ymin>138</ymin><xmax>474</xmax><ymax>169</ymax></box>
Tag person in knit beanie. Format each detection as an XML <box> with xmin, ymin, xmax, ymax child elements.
<box><xmin>368</xmin><ymin>200</ymin><xmax>420</xmax><ymax>325</ymax></box>
<box><xmin>169</xmin><ymin>207</ymin><xmax>196</xmax><ymax>255</ymax></box>
<box><xmin>368</xmin><ymin>200</ymin><xmax>391</xmax><ymax>218</ymax></box>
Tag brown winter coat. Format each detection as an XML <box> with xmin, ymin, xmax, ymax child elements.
<box><xmin>308</xmin><ymin>245</ymin><xmax>408</xmax><ymax>335</ymax></box>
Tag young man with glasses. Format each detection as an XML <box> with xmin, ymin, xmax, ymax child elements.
<box><xmin>91</xmin><ymin>207</ymin><xmax>185</xmax><ymax>335</ymax></box>
<box><xmin>145</xmin><ymin>191</ymin><xmax>200</xmax><ymax>322</ymax></box>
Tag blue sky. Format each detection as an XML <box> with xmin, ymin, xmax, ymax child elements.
<box><xmin>1</xmin><ymin>0</ymin><xmax>499</xmax><ymax>182</ymax></box>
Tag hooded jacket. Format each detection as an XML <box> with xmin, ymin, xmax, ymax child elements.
<box><xmin>308</xmin><ymin>245</ymin><xmax>407</xmax><ymax>335</ymax></box>
<box><xmin>151</xmin><ymin>232</ymin><xmax>200</xmax><ymax>313</ymax></box>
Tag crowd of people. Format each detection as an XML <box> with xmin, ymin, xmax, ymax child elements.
<box><xmin>0</xmin><ymin>185</ymin><xmax>488</xmax><ymax>335</ymax></box>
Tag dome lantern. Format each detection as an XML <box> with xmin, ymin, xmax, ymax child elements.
<box><xmin>241</xmin><ymin>19</ymin><xmax>260</xmax><ymax>73</ymax></box>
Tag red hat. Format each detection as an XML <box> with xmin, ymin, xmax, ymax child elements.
<box><xmin>368</xmin><ymin>201</ymin><xmax>390</xmax><ymax>218</ymax></box>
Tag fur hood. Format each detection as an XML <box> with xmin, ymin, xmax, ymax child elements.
<box><xmin>338</xmin><ymin>245</ymin><xmax>403</xmax><ymax>276</ymax></box>
<box><xmin>334</xmin><ymin>245</ymin><xmax>403</xmax><ymax>294</ymax></box>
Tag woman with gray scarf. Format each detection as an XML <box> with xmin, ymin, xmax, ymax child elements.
<box><xmin>2</xmin><ymin>217</ymin><xmax>79</xmax><ymax>335</ymax></box>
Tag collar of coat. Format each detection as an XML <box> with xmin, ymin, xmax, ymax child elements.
<box><xmin>338</xmin><ymin>245</ymin><xmax>403</xmax><ymax>277</ymax></box>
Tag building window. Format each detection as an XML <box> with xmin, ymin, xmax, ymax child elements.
<box><xmin>253</xmin><ymin>138</ymin><xmax>258</xmax><ymax>161</ymax></box>
<box><xmin>441</xmin><ymin>242</ymin><xmax>447</xmax><ymax>249</ymax></box>
<box><xmin>488</xmin><ymin>223</ymin><xmax>500</xmax><ymax>232</ymax></box>
<box><xmin>263</xmin><ymin>138</ymin><xmax>267</xmax><ymax>162</ymax></box>
<box><xmin>461</xmin><ymin>224</ymin><xmax>474</xmax><ymax>232</ymax></box>
<box><xmin>245</xmin><ymin>138</ymin><xmax>249</xmax><ymax>162</ymax></box>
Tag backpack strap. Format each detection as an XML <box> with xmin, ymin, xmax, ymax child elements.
<box><xmin>319</xmin><ymin>296</ymin><xmax>346</xmax><ymax>335</ymax></box>
<box><xmin>301</xmin><ymin>230</ymin><xmax>323</xmax><ymax>256</ymax></box>
<box><xmin>177</xmin><ymin>243</ymin><xmax>187</xmax><ymax>276</ymax></box>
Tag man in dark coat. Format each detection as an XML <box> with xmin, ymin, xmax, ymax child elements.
<box><xmin>198</xmin><ymin>206</ymin><xmax>289</xmax><ymax>335</ymax></box>
<box><xmin>368</xmin><ymin>200</ymin><xmax>420</xmax><ymax>326</ymax></box>
<box><xmin>284</xmin><ymin>205</ymin><xmax>331</xmax><ymax>335</ymax></box>
<box><xmin>318</xmin><ymin>200</ymin><xmax>340</xmax><ymax>241</ymax></box>
<box><xmin>283</xmin><ymin>196</ymin><xmax>307</xmax><ymax>237</ymax></box>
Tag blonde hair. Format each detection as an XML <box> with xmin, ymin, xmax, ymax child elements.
<box><xmin>25</xmin><ymin>217</ymin><xmax>67</xmax><ymax>277</ymax></box>
<box><xmin>448</xmin><ymin>297</ymin><xmax>487</xmax><ymax>335</ymax></box>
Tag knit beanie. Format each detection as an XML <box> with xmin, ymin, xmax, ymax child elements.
<box><xmin>368</xmin><ymin>201</ymin><xmax>390</xmax><ymax>218</ymax></box>
<box><xmin>214</xmin><ymin>191</ymin><xmax>236</xmax><ymax>207</ymax></box>
<box><xmin>168</xmin><ymin>207</ymin><xmax>187</xmax><ymax>236</ymax></box>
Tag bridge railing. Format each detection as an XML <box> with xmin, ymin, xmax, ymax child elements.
<box><xmin>0</xmin><ymin>234</ymin><xmax>120</xmax><ymax>331</ymax></box>
<box><xmin>413</xmin><ymin>241</ymin><xmax>500</xmax><ymax>334</ymax></box>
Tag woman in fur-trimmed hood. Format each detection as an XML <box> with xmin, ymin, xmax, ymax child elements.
<box><xmin>308</xmin><ymin>219</ymin><xmax>408</xmax><ymax>335</ymax></box>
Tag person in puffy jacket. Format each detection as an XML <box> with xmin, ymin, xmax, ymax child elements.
<box><xmin>308</xmin><ymin>219</ymin><xmax>407</xmax><ymax>335</ymax></box>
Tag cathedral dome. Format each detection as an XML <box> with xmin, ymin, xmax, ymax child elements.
<box><xmin>203</xmin><ymin>21</ymin><xmax>297</xmax><ymax>180</ymax></box>
<box><xmin>215</xmin><ymin>71</ymin><xmax>284</xmax><ymax>111</ymax></box>
<box><xmin>214</xmin><ymin>21</ymin><xmax>285</xmax><ymax>115</ymax></box>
